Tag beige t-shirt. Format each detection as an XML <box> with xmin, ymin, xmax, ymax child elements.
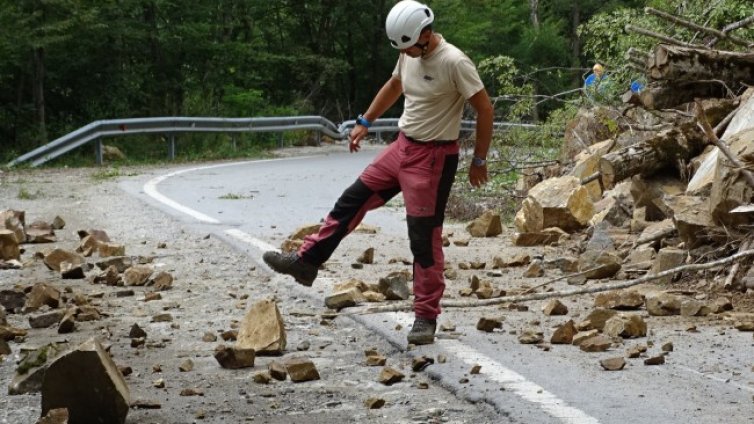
<box><xmin>392</xmin><ymin>35</ymin><xmax>484</xmax><ymax>141</ymax></box>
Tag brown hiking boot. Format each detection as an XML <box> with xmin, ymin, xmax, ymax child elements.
<box><xmin>407</xmin><ymin>318</ymin><xmax>437</xmax><ymax>345</ymax></box>
<box><xmin>262</xmin><ymin>251</ymin><xmax>318</xmax><ymax>287</ymax></box>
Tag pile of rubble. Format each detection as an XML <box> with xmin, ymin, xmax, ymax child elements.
<box><xmin>516</xmin><ymin>43</ymin><xmax>754</xmax><ymax>292</ymax></box>
<box><xmin>1</xmin><ymin>209</ymin><xmax>331</xmax><ymax>423</ymax></box>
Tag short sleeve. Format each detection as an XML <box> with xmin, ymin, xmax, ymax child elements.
<box><xmin>452</xmin><ymin>55</ymin><xmax>485</xmax><ymax>100</ymax></box>
<box><xmin>391</xmin><ymin>55</ymin><xmax>404</xmax><ymax>80</ymax></box>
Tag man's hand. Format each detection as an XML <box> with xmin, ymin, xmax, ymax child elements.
<box><xmin>469</xmin><ymin>164</ymin><xmax>488</xmax><ymax>187</ymax></box>
<box><xmin>349</xmin><ymin>125</ymin><xmax>368</xmax><ymax>153</ymax></box>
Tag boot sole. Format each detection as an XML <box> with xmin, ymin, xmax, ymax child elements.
<box><xmin>407</xmin><ymin>335</ymin><xmax>435</xmax><ymax>345</ymax></box>
<box><xmin>263</xmin><ymin>255</ymin><xmax>315</xmax><ymax>287</ymax></box>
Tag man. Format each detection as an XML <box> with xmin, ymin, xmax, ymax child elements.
<box><xmin>263</xmin><ymin>0</ymin><xmax>493</xmax><ymax>345</ymax></box>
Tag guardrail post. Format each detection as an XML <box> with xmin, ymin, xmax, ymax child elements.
<box><xmin>316</xmin><ymin>131</ymin><xmax>321</xmax><ymax>146</ymax></box>
<box><xmin>376</xmin><ymin>131</ymin><xmax>382</xmax><ymax>143</ymax></box>
<box><xmin>168</xmin><ymin>134</ymin><xmax>176</xmax><ymax>160</ymax></box>
<box><xmin>278</xmin><ymin>132</ymin><xmax>284</xmax><ymax>148</ymax></box>
<box><xmin>95</xmin><ymin>139</ymin><xmax>103</xmax><ymax>165</ymax></box>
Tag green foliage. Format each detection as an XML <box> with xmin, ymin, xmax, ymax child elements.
<box><xmin>219</xmin><ymin>192</ymin><xmax>254</xmax><ymax>200</ymax></box>
<box><xmin>16</xmin><ymin>345</ymin><xmax>49</xmax><ymax>375</ymax></box>
<box><xmin>17</xmin><ymin>186</ymin><xmax>43</xmax><ymax>200</ymax></box>
<box><xmin>4</xmin><ymin>0</ymin><xmax>752</xmax><ymax>169</ymax></box>
<box><xmin>90</xmin><ymin>167</ymin><xmax>123</xmax><ymax>181</ymax></box>
<box><xmin>580</xmin><ymin>0</ymin><xmax>754</xmax><ymax>89</ymax></box>
<box><xmin>478</xmin><ymin>56</ymin><xmax>535</xmax><ymax>120</ymax></box>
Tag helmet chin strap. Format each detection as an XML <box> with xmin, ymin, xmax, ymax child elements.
<box><xmin>413</xmin><ymin>34</ymin><xmax>431</xmax><ymax>57</ymax></box>
<box><xmin>415</xmin><ymin>41</ymin><xmax>429</xmax><ymax>57</ymax></box>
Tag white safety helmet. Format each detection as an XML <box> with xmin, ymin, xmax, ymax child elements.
<box><xmin>385</xmin><ymin>0</ymin><xmax>434</xmax><ymax>50</ymax></box>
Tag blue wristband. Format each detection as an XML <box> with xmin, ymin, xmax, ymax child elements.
<box><xmin>356</xmin><ymin>114</ymin><xmax>372</xmax><ymax>128</ymax></box>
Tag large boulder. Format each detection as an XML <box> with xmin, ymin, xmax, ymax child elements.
<box><xmin>709</xmin><ymin>128</ymin><xmax>754</xmax><ymax>226</ymax></box>
<box><xmin>514</xmin><ymin>176</ymin><xmax>594</xmax><ymax>233</ymax></box>
<box><xmin>466</xmin><ymin>210</ymin><xmax>502</xmax><ymax>237</ymax></box>
<box><xmin>41</xmin><ymin>338</ymin><xmax>130</xmax><ymax>424</ymax></box>
<box><xmin>43</xmin><ymin>249</ymin><xmax>85</xmax><ymax>273</ymax></box>
<box><xmin>630</xmin><ymin>175</ymin><xmax>686</xmax><ymax>221</ymax></box>
<box><xmin>666</xmin><ymin>195</ymin><xmax>714</xmax><ymax>248</ymax></box>
<box><xmin>0</xmin><ymin>210</ymin><xmax>26</xmax><ymax>244</ymax></box>
<box><xmin>559</xmin><ymin>107</ymin><xmax>621</xmax><ymax>163</ymax></box>
<box><xmin>237</xmin><ymin>299</ymin><xmax>286</xmax><ymax>355</ymax></box>
<box><xmin>0</xmin><ymin>230</ymin><xmax>20</xmax><ymax>261</ymax></box>
<box><xmin>569</xmin><ymin>139</ymin><xmax>615</xmax><ymax>201</ymax></box>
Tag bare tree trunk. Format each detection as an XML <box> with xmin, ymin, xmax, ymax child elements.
<box><xmin>570</xmin><ymin>2</ymin><xmax>580</xmax><ymax>60</ymax></box>
<box><xmin>529</xmin><ymin>0</ymin><xmax>539</xmax><ymax>29</ymax></box>
<box><xmin>529</xmin><ymin>0</ymin><xmax>541</xmax><ymax>122</ymax></box>
<box><xmin>32</xmin><ymin>47</ymin><xmax>47</xmax><ymax>144</ymax></box>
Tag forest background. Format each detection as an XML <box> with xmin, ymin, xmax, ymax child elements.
<box><xmin>1</xmin><ymin>0</ymin><xmax>753</xmax><ymax>168</ymax></box>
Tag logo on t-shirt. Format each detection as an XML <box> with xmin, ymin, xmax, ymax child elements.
<box><xmin>423</xmin><ymin>75</ymin><xmax>434</xmax><ymax>81</ymax></box>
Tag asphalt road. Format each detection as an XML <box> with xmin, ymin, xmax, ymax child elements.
<box><xmin>121</xmin><ymin>145</ymin><xmax>754</xmax><ymax>424</ymax></box>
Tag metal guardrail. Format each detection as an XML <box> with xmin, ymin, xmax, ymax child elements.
<box><xmin>8</xmin><ymin>116</ymin><xmax>343</xmax><ymax>168</ymax></box>
<box><xmin>8</xmin><ymin>115</ymin><xmax>536</xmax><ymax>167</ymax></box>
<box><xmin>339</xmin><ymin>118</ymin><xmax>537</xmax><ymax>140</ymax></box>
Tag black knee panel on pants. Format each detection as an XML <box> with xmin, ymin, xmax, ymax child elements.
<box><xmin>407</xmin><ymin>216</ymin><xmax>435</xmax><ymax>268</ymax></box>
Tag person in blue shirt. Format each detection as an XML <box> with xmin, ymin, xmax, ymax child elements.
<box><xmin>584</xmin><ymin>63</ymin><xmax>605</xmax><ymax>90</ymax></box>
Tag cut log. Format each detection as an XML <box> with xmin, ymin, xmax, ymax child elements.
<box><xmin>648</xmin><ymin>44</ymin><xmax>754</xmax><ymax>86</ymax></box>
<box><xmin>635</xmin><ymin>81</ymin><xmax>728</xmax><ymax>110</ymax></box>
<box><xmin>599</xmin><ymin>99</ymin><xmax>735</xmax><ymax>190</ymax></box>
<box><xmin>599</xmin><ymin>122</ymin><xmax>705</xmax><ymax>190</ymax></box>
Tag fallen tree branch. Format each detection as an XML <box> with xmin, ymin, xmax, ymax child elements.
<box><xmin>724</xmin><ymin>239</ymin><xmax>752</xmax><ymax>290</ymax></box>
<box><xmin>708</xmin><ymin>15</ymin><xmax>754</xmax><ymax>47</ymax></box>
<box><xmin>341</xmin><ymin>249</ymin><xmax>754</xmax><ymax>315</ymax></box>
<box><xmin>631</xmin><ymin>226</ymin><xmax>677</xmax><ymax>249</ymax></box>
<box><xmin>695</xmin><ymin>100</ymin><xmax>754</xmax><ymax>188</ymax></box>
<box><xmin>625</xmin><ymin>24</ymin><xmax>706</xmax><ymax>48</ymax></box>
<box><xmin>520</xmin><ymin>266</ymin><xmax>605</xmax><ymax>294</ymax></box>
<box><xmin>645</xmin><ymin>7</ymin><xmax>752</xmax><ymax>47</ymax></box>
<box><xmin>625</xmin><ymin>47</ymin><xmax>650</xmax><ymax>61</ymax></box>
<box><xmin>714</xmin><ymin>101</ymin><xmax>742</xmax><ymax>136</ymax></box>
<box><xmin>722</xmin><ymin>15</ymin><xmax>754</xmax><ymax>33</ymax></box>
<box><xmin>580</xmin><ymin>172</ymin><xmax>601</xmax><ymax>185</ymax></box>
<box><xmin>618</xmin><ymin>122</ymin><xmax>673</xmax><ymax>132</ymax></box>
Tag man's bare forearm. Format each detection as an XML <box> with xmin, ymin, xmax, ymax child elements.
<box><xmin>362</xmin><ymin>77</ymin><xmax>403</xmax><ymax>122</ymax></box>
<box><xmin>469</xmin><ymin>89</ymin><xmax>494</xmax><ymax>158</ymax></box>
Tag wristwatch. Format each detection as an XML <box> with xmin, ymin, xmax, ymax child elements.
<box><xmin>471</xmin><ymin>156</ymin><xmax>487</xmax><ymax>167</ymax></box>
<box><xmin>356</xmin><ymin>114</ymin><xmax>372</xmax><ymax>128</ymax></box>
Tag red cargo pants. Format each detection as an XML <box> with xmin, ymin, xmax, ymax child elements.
<box><xmin>299</xmin><ymin>132</ymin><xmax>459</xmax><ymax>319</ymax></box>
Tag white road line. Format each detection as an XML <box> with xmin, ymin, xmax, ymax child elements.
<box><xmin>441</xmin><ymin>340</ymin><xmax>601</xmax><ymax>424</ymax></box>
<box><xmin>390</xmin><ymin>314</ymin><xmax>601</xmax><ymax>424</ymax></box>
<box><xmin>143</xmin><ymin>157</ymin><xmax>308</xmax><ymax>224</ymax></box>
<box><xmin>674</xmin><ymin>365</ymin><xmax>754</xmax><ymax>394</ymax></box>
<box><xmin>224</xmin><ymin>228</ymin><xmax>277</xmax><ymax>253</ymax></box>
<box><xmin>144</xmin><ymin>171</ymin><xmax>219</xmax><ymax>224</ymax></box>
